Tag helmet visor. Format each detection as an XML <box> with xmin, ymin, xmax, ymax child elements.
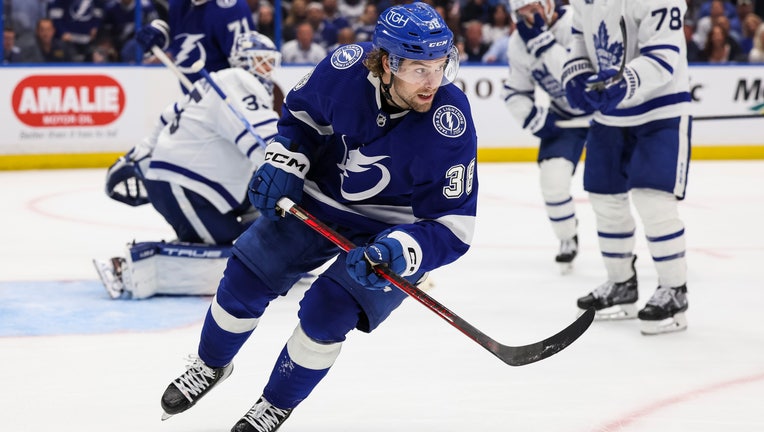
<box><xmin>390</xmin><ymin>45</ymin><xmax>460</xmax><ymax>87</ymax></box>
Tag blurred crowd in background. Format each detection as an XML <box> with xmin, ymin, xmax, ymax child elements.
<box><xmin>4</xmin><ymin>0</ymin><xmax>764</xmax><ymax>65</ymax></box>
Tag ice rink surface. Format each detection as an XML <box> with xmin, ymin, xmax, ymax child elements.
<box><xmin>1</xmin><ymin>161</ymin><xmax>763</xmax><ymax>432</ymax></box>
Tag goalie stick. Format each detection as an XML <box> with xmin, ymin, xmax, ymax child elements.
<box><xmin>276</xmin><ymin>196</ymin><xmax>595</xmax><ymax>366</ymax></box>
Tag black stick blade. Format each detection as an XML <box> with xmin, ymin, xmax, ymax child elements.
<box><xmin>494</xmin><ymin>308</ymin><xmax>595</xmax><ymax>366</ymax></box>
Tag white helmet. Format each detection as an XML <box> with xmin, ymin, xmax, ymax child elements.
<box><xmin>228</xmin><ymin>31</ymin><xmax>282</xmax><ymax>94</ymax></box>
<box><xmin>508</xmin><ymin>0</ymin><xmax>555</xmax><ymax>24</ymax></box>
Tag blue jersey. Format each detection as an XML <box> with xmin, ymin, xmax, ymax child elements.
<box><xmin>47</xmin><ymin>0</ymin><xmax>103</xmax><ymax>45</ymax></box>
<box><xmin>167</xmin><ymin>0</ymin><xmax>255</xmax><ymax>84</ymax></box>
<box><xmin>280</xmin><ymin>42</ymin><xmax>479</xmax><ymax>272</ymax></box>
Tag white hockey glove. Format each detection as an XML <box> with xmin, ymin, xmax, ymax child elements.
<box><xmin>523</xmin><ymin>105</ymin><xmax>561</xmax><ymax>140</ymax></box>
<box><xmin>105</xmin><ymin>147</ymin><xmax>151</xmax><ymax>207</ymax></box>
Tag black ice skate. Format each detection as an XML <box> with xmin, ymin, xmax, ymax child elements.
<box><xmin>555</xmin><ymin>235</ymin><xmax>578</xmax><ymax>274</ymax></box>
<box><xmin>231</xmin><ymin>396</ymin><xmax>293</xmax><ymax>432</ymax></box>
<box><xmin>577</xmin><ymin>256</ymin><xmax>638</xmax><ymax>320</ymax></box>
<box><xmin>639</xmin><ymin>284</ymin><xmax>688</xmax><ymax>335</ymax></box>
<box><xmin>160</xmin><ymin>355</ymin><xmax>233</xmax><ymax>420</ymax></box>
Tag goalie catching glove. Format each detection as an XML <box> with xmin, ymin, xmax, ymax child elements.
<box><xmin>346</xmin><ymin>230</ymin><xmax>422</xmax><ymax>289</ymax></box>
<box><xmin>105</xmin><ymin>147</ymin><xmax>151</xmax><ymax>206</ymax></box>
<box><xmin>248</xmin><ymin>136</ymin><xmax>310</xmax><ymax>220</ymax></box>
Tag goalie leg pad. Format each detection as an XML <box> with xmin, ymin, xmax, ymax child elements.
<box><xmin>122</xmin><ymin>241</ymin><xmax>233</xmax><ymax>299</ymax></box>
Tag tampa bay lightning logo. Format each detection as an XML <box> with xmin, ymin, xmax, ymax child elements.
<box><xmin>337</xmin><ymin>136</ymin><xmax>391</xmax><ymax>201</ymax></box>
<box><xmin>69</xmin><ymin>0</ymin><xmax>96</xmax><ymax>22</ymax></box>
<box><xmin>593</xmin><ymin>21</ymin><xmax>624</xmax><ymax>70</ymax></box>
<box><xmin>331</xmin><ymin>44</ymin><xmax>363</xmax><ymax>69</ymax></box>
<box><xmin>174</xmin><ymin>33</ymin><xmax>206</xmax><ymax>72</ymax></box>
<box><xmin>432</xmin><ymin>105</ymin><xmax>466</xmax><ymax>138</ymax></box>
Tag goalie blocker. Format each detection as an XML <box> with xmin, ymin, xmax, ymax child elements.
<box><xmin>93</xmin><ymin>241</ymin><xmax>232</xmax><ymax>299</ymax></box>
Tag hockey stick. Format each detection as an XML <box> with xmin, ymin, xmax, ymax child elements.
<box><xmin>276</xmin><ymin>196</ymin><xmax>595</xmax><ymax>366</ymax></box>
<box><xmin>555</xmin><ymin>112</ymin><xmax>764</xmax><ymax>128</ymax></box>
<box><xmin>150</xmin><ymin>46</ymin><xmax>202</xmax><ymax>102</ymax></box>
<box><xmin>191</xmin><ymin>60</ymin><xmax>269</xmax><ymax>148</ymax></box>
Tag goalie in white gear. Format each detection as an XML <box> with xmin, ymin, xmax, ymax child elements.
<box><xmin>94</xmin><ymin>31</ymin><xmax>282</xmax><ymax>299</ymax></box>
<box><xmin>562</xmin><ymin>0</ymin><xmax>691</xmax><ymax>335</ymax></box>
<box><xmin>502</xmin><ymin>0</ymin><xmax>590</xmax><ymax>273</ymax></box>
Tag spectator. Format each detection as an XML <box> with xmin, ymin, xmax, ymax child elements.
<box><xmin>101</xmin><ymin>0</ymin><xmax>160</xmax><ymax>61</ymax></box>
<box><xmin>90</xmin><ymin>33</ymin><xmax>119</xmax><ymax>63</ymax></box>
<box><xmin>699</xmin><ymin>22</ymin><xmax>742</xmax><ymax>62</ymax></box>
<box><xmin>3</xmin><ymin>27</ymin><xmax>22</xmax><ymax>63</ymax></box>
<box><xmin>283</xmin><ymin>0</ymin><xmax>309</xmax><ymax>41</ymax></box>
<box><xmin>482</xmin><ymin>3</ymin><xmax>511</xmax><ymax>44</ymax></box>
<box><xmin>17</xmin><ymin>18</ymin><xmax>74</xmax><ymax>62</ymax></box>
<box><xmin>685</xmin><ymin>20</ymin><xmax>703</xmax><ymax>62</ymax></box>
<box><xmin>338</xmin><ymin>0</ymin><xmax>365</xmax><ymax>25</ymax></box>
<box><xmin>8</xmin><ymin>0</ymin><xmax>48</xmax><ymax>50</ymax></box>
<box><xmin>305</xmin><ymin>1</ymin><xmax>338</xmax><ymax>50</ymax></box>
<box><xmin>323</xmin><ymin>0</ymin><xmax>351</xmax><ymax>30</ymax></box>
<box><xmin>749</xmin><ymin>22</ymin><xmax>764</xmax><ymax>62</ymax></box>
<box><xmin>47</xmin><ymin>0</ymin><xmax>104</xmax><ymax>62</ymax></box>
<box><xmin>481</xmin><ymin>21</ymin><xmax>514</xmax><ymax>64</ymax></box>
<box><xmin>460</xmin><ymin>0</ymin><xmax>491</xmax><ymax>24</ymax></box>
<box><xmin>694</xmin><ymin>0</ymin><xmax>742</xmax><ymax>48</ymax></box>
<box><xmin>257</xmin><ymin>3</ymin><xmax>277</xmax><ymax>42</ymax></box>
<box><xmin>740</xmin><ymin>12</ymin><xmax>763</xmax><ymax>55</ymax></box>
<box><xmin>327</xmin><ymin>25</ymin><xmax>356</xmax><ymax>55</ymax></box>
<box><xmin>281</xmin><ymin>21</ymin><xmax>327</xmax><ymax>64</ymax></box>
<box><xmin>353</xmin><ymin>2</ymin><xmax>378</xmax><ymax>42</ymax></box>
<box><xmin>461</xmin><ymin>19</ymin><xmax>490</xmax><ymax>62</ymax></box>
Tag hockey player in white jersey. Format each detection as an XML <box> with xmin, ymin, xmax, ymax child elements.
<box><xmin>502</xmin><ymin>0</ymin><xmax>590</xmax><ymax>273</ymax></box>
<box><xmin>562</xmin><ymin>0</ymin><xmax>691</xmax><ymax>334</ymax></box>
<box><xmin>94</xmin><ymin>31</ymin><xmax>282</xmax><ymax>300</ymax></box>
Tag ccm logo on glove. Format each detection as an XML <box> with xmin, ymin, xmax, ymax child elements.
<box><xmin>264</xmin><ymin>148</ymin><xmax>309</xmax><ymax>175</ymax></box>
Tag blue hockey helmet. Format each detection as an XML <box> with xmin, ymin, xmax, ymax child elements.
<box><xmin>373</xmin><ymin>2</ymin><xmax>459</xmax><ymax>83</ymax></box>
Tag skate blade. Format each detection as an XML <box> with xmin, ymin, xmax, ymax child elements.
<box><xmin>92</xmin><ymin>259</ymin><xmax>123</xmax><ymax>299</ymax></box>
<box><xmin>587</xmin><ymin>304</ymin><xmax>638</xmax><ymax>321</ymax></box>
<box><xmin>161</xmin><ymin>411</ymin><xmax>173</xmax><ymax>421</ymax></box>
<box><xmin>640</xmin><ymin>312</ymin><xmax>688</xmax><ymax>335</ymax></box>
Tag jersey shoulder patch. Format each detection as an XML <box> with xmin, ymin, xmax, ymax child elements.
<box><xmin>432</xmin><ymin>105</ymin><xmax>467</xmax><ymax>138</ymax></box>
<box><xmin>330</xmin><ymin>44</ymin><xmax>364</xmax><ymax>69</ymax></box>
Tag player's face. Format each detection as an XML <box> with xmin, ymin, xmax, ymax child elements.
<box><xmin>388</xmin><ymin>57</ymin><xmax>448</xmax><ymax>112</ymax></box>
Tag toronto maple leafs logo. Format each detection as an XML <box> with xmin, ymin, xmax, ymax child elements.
<box><xmin>532</xmin><ymin>64</ymin><xmax>565</xmax><ymax>99</ymax></box>
<box><xmin>593</xmin><ymin>21</ymin><xmax>624</xmax><ymax>71</ymax></box>
<box><xmin>330</xmin><ymin>44</ymin><xmax>363</xmax><ymax>69</ymax></box>
<box><xmin>337</xmin><ymin>136</ymin><xmax>391</xmax><ymax>201</ymax></box>
<box><xmin>432</xmin><ymin>105</ymin><xmax>466</xmax><ymax>138</ymax></box>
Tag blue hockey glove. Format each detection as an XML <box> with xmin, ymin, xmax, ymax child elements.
<box><xmin>524</xmin><ymin>106</ymin><xmax>561</xmax><ymax>140</ymax></box>
<box><xmin>346</xmin><ymin>236</ymin><xmax>408</xmax><ymax>289</ymax></box>
<box><xmin>516</xmin><ymin>13</ymin><xmax>555</xmax><ymax>58</ymax></box>
<box><xmin>562</xmin><ymin>58</ymin><xmax>596</xmax><ymax>113</ymax></box>
<box><xmin>105</xmin><ymin>148</ymin><xmax>150</xmax><ymax>207</ymax></box>
<box><xmin>136</xmin><ymin>19</ymin><xmax>169</xmax><ymax>53</ymax></box>
<box><xmin>248</xmin><ymin>136</ymin><xmax>310</xmax><ymax>221</ymax></box>
<box><xmin>583</xmin><ymin>67</ymin><xmax>637</xmax><ymax>113</ymax></box>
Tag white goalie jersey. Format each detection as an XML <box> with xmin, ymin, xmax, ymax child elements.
<box><xmin>567</xmin><ymin>0</ymin><xmax>691</xmax><ymax>126</ymax></box>
<box><xmin>504</xmin><ymin>6</ymin><xmax>589</xmax><ymax>123</ymax></box>
<box><xmin>135</xmin><ymin>67</ymin><xmax>279</xmax><ymax>213</ymax></box>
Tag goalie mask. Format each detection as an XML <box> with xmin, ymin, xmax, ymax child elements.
<box><xmin>228</xmin><ymin>31</ymin><xmax>282</xmax><ymax>95</ymax></box>
<box><xmin>373</xmin><ymin>2</ymin><xmax>459</xmax><ymax>87</ymax></box>
<box><xmin>508</xmin><ymin>0</ymin><xmax>555</xmax><ymax>25</ymax></box>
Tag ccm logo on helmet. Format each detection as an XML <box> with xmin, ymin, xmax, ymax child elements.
<box><xmin>429</xmin><ymin>40</ymin><xmax>448</xmax><ymax>47</ymax></box>
<box><xmin>12</xmin><ymin>74</ymin><xmax>125</xmax><ymax>127</ymax></box>
<box><xmin>384</xmin><ymin>10</ymin><xmax>410</xmax><ymax>28</ymax></box>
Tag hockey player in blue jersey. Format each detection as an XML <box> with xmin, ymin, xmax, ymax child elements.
<box><xmin>502</xmin><ymin>0</ymin><xmax>590</xmax><ymax>273</ymax></box>
<box><xmin>135</xmin><ymin>0</ymin><xmax>255</xmax><ymax>86</ymax></box>
<box><xmin>562</xmin><ymin>0</ymin><xmax>691</xmax><ymax>335</ymax></box>
<box><xmin>94</xmin><ymin>31</ymin><xmax>281</xmax><ymax>300</ymax></box>
<box><xmin>158</xmin><ymin>3</ymin><xmax>478</xmax><ymax>431</ymax></box>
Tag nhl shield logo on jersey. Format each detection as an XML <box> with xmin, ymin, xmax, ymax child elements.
<box><xmin>330</xmin><ymin>44</ymin><xmax>363</xmax><ymax>69</ymax></box>
<box><xmin>293</xmin><ymin>70</ymin><xmax>314</xmax><ymax>91</ymax></box>
<box><xmin>432</xmin><ymin>105</ymin><xmax>466</xmax><ymax>138</ymax></box>
<box><xmin>217</xmin><ymin>0</ymin><xmax>237</xmax><ymax>8</ymax></box>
